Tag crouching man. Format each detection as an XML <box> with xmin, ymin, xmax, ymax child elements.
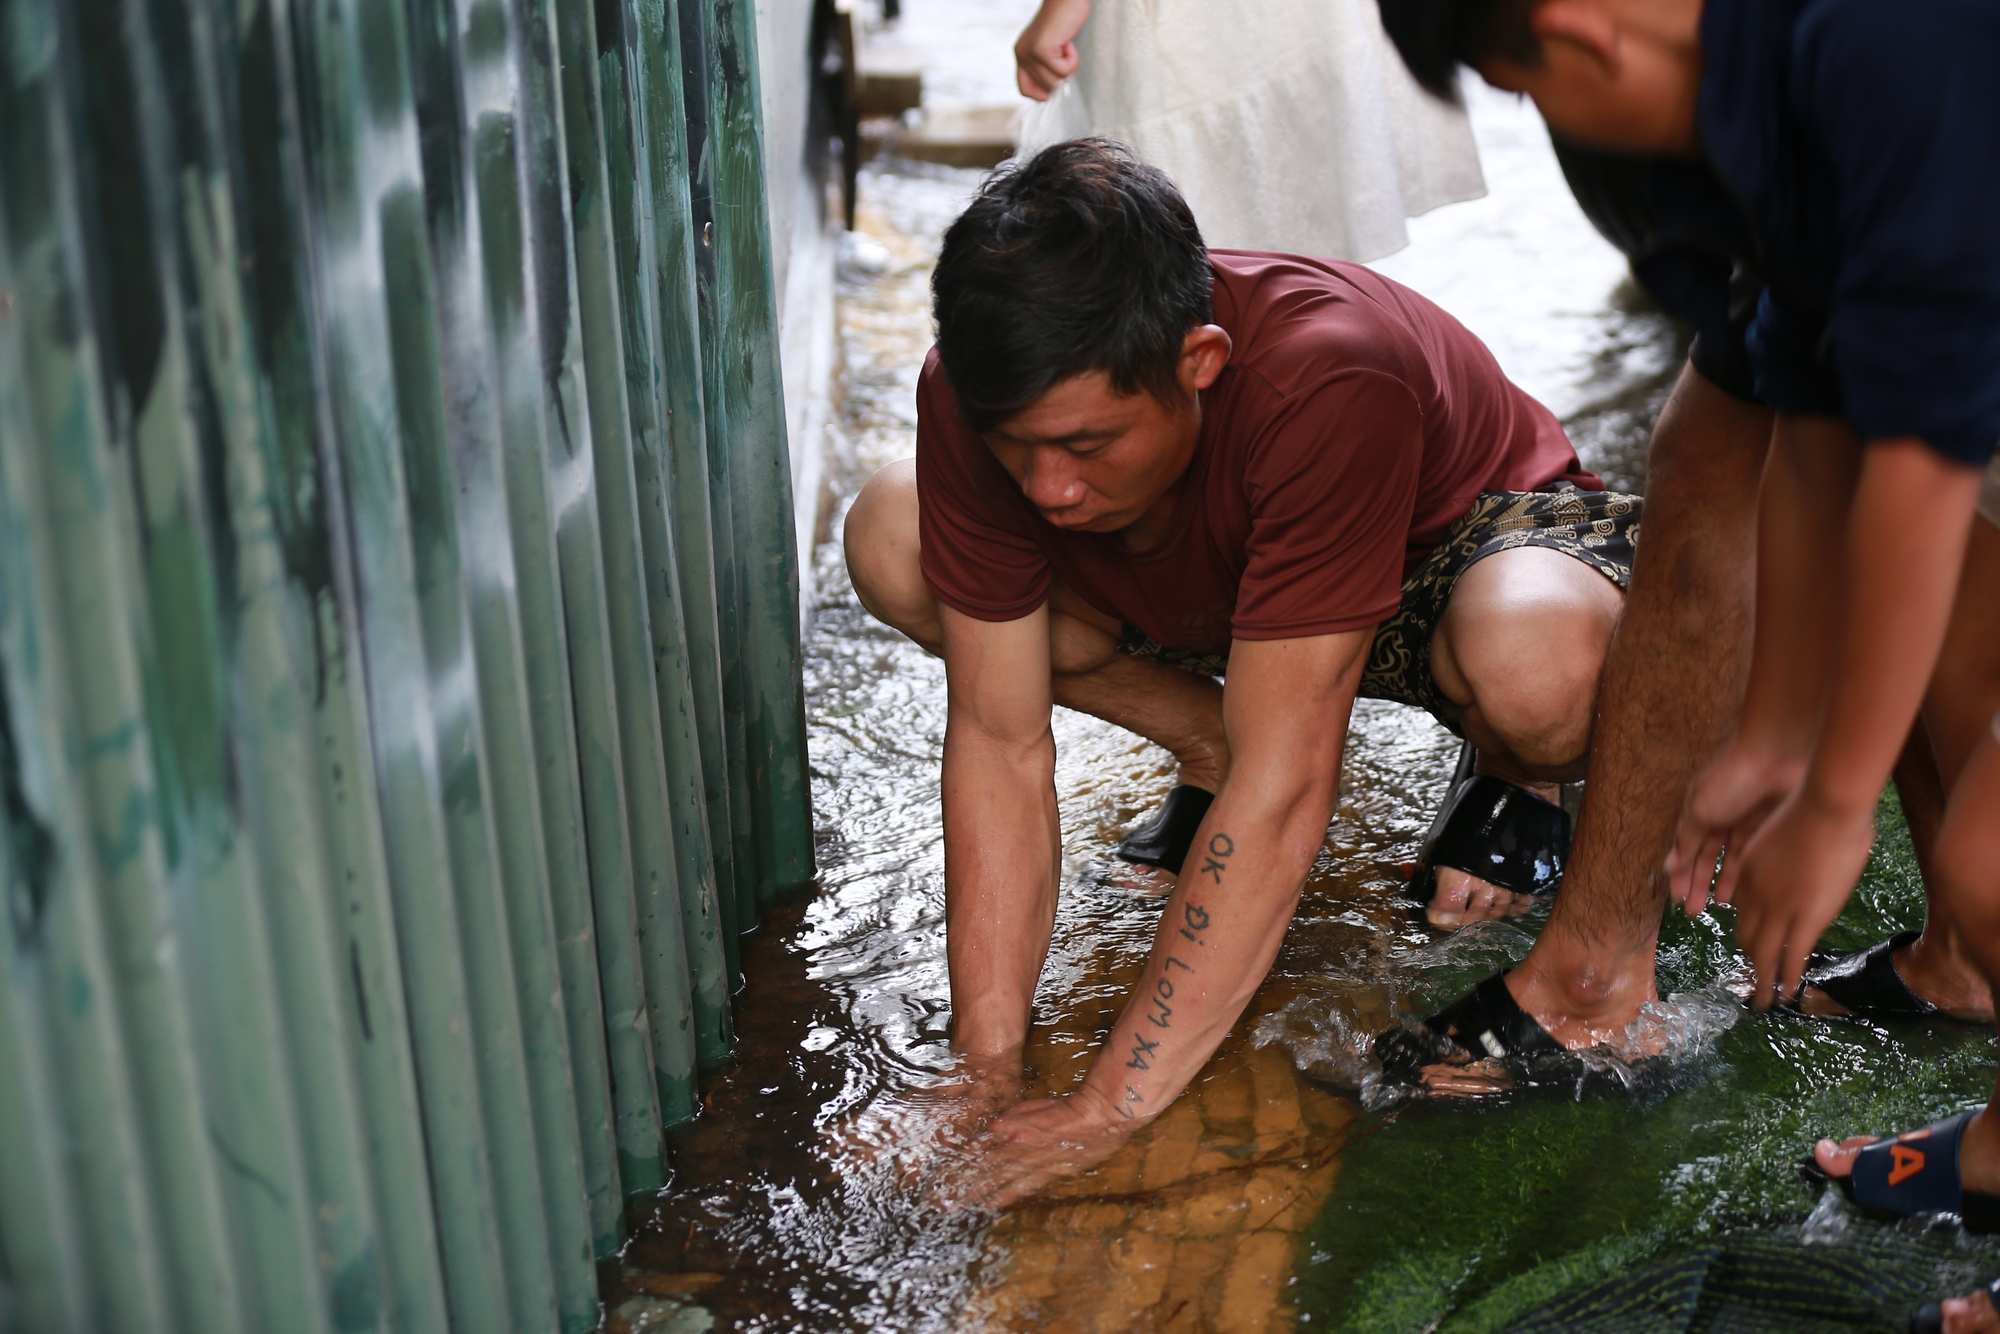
<box><xmin>843</xmin><ymin>140</ymin><xmax>1638</xmax><ymax>1200</ymax></box>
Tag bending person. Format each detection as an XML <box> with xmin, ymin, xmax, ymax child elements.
<box><xmin>1372</xmin><ymin>0</ymin><xmax>2000</xmax><ymax>1083</ymax></box>
<box><xmin>843</xmin><ymin>141</ymin><xmax>1638</xmax><ymax>1201</ymax></box>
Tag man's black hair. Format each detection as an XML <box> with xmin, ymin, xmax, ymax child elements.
<box><xmin>1376</xmin><ymin>0</ymin><xmax>1541</xmax><ymax>101</ymax></box>
<box><xmin>931</xmin><ymin>139</ymin><xmax>1212</xmax><ymax>433</ymax></box>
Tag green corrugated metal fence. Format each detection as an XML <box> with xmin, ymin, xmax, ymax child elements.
<box><xmin>0</xmin><ymin>0</ymin><xmax>815</xmax><ymax>1327</ymax></box>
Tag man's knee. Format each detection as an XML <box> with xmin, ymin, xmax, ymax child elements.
<box><xmin>844</xmin><ymin>459</ymin><xmax>939</xmax><ymax>645</ymax></box>
<box><xmin>1438</xmin><ymin>556</ymin><xmax>1623</xmax><ymax>769</ymax></box>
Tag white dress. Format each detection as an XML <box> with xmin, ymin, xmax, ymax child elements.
<box><xmin>1014</xmin><ymin>0</ymin><xmax>1487</xmax><ymax>262</ymax></box>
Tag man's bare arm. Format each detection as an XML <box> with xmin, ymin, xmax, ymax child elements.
<box><xmin>939</xmin><ymin>601</ymin><xmax>1062</xmax><ymax>1061</ymax></box>
<box><xmin>1072</xmin><ymin>630</ymin><xmax>1365</xmax><ymax>1125</ymax></box>
<box><xmin>1666</xmin><ymin>414</ymin><xmax>1858</xmax><ymax>910</ymax></box>
<box><xmin>965</xmin><ymin>630</ymin><xmax>1364</xmax><ymax>1206</ymax></box>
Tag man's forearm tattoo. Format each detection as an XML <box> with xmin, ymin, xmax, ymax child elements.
<box><xmin>1116</xmin><ymin>833</ymin><xmax>1227</xmax><ymax>1117</ymax></box>
<box><xmin>1198</xmin><ymin>831</ymin><xmax>1234</xmax><ymax>885</ymax></box>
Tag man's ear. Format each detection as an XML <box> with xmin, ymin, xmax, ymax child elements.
<box><xmin>1527</xmin><ymin>0</ymin><xmax>1622</xmax><ymax>78</ymax></box>
<box><xmin>1180</xmin><ymin>324</ymin><xmax>1233</xmax><ymax>393</ymax></box>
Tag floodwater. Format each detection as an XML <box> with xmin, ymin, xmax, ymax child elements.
<box><xmin>600</xmin><ymin>41</ymin><xmax>2000</xmax><ymax>1334</ymax></box>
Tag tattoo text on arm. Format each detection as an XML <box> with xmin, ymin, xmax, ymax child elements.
<box><xmin>1116</xmin><ymin>832</ymin><xmax>1229</xmax><ymax>1117</ymax></box>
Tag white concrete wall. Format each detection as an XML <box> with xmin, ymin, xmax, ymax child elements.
<box><xmin>755</xmin><ymin>0</ymin><xmax>839</xmax><ymax>614</ymax></box>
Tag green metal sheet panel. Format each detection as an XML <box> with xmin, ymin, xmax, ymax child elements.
<box><xmin>505</xmin><ymin>0</ymin><xmax>671</xmax><ymax>1202</ymax></box>
<box><xmin>0</xmin><ymin>0</ymin><xmax>815</xmax><ymax>1325</ymax></box>
<box><xmin>218</xmin><ymin>4</ymin><xmax>456</xmax><ymax>1329</ymax></box>
<box><xmin>549</xmin><ymin>0</ymin><xmax>700</xmax><ymax>1126</ymax></box>
<box><xmin>701</xmin><ymin>0</ymin><xmax>816</xmax><ymax>905</ymax></box>
<box><xmin>283</xmin><ymin>0</ymin><xmax>523</xmax><ymax>1327</ymax></box>
<box><xmin>633</xmin><ymin>0</ymin><xmax>744</xmax><ymax>986</ymax></box>
<box><xmin>399</xmin><ymin>0</ymin><xmax>602</xmax><ymax>1323</ymax></box>
<box><xmin>1</xmin><ymin>3</ymin><xmax>254</xmax><ymax>1327</ymax></box>
<box><xmin>455</xmin><ymin>0</ymin><xmax>630</xmax><ymax>1258</ymax></box>
<box><xmin>594</xmin><ymin>0</ymin><xmax>733</xmax><ymax>1069</ymax></box>
<box><xmin>673</xmin><ymin>0</ymin><xmax>766</xmax><ymax>937</ymax></box>
<box><xmin>0</xmin><ymin>145</ymin><xmax>131</xmax><ymax>1334</ymax></box>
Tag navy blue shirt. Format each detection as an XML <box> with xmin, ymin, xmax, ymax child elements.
<box><xmin>1651</xmin><ymin>0</ymin><xmax>2000</xmax><ymax>465</ymax></box>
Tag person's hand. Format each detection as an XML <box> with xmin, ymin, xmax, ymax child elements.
<box><xmin>1014</xmin><ymin>0</ymin><xmax>1091</xmax><ymax>100</ymax></box>
<box><xmin>947</xmin><ymin>1083</ymin><xmax>1138</xmax><ymax>1208</ymax></box>
<box><xmin>1728</xmin><ymin>783</ymin><xmax>1875</xmax><ymax>1010</ymax></box>
<box><xmin>826</xmin><ymin>1048</ymin><xmax>1023</xmax><ymax>1178</ymax></box>
<box><xmin>1664</xmin><ymin>738</ymin><xmax>1808</xmax><ymax>916</ymax></box>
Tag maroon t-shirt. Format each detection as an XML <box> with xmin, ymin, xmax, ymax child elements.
<box><xmin>917</xmin><ymin>251</ymin><xmax>1597</xmax><ymax>654</ymax></box>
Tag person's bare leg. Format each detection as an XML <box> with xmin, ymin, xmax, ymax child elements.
<box><xmin>1424</xmin><ymin>544</ymin><xmax>1626</xmax><ymax>926</ymax></box>
<box><xmin>1791</xmin><ymin>719</ymin><xmax>1991</xmax><ymax>1018</ymax></box>
<box><xmin>844</xmin><ymin>459</ymin><xmax>1230</xmax><ymax>791</ymax></box>
<box><xmin>1874</xmin><ymin>516</ymin><xmax>2000</xmax><ymax>1019</ymax></box>
<box><xmin>1501</xmin><ymin>366</ymin><xmax>1773</xmax><ymax>1047</ymax></box>
<box><xmin>1892</xmin><ymin>723</ymin><xmax>1947</xmax><ymax>892</ymax></box>
<box><xmin>1812</xmin><ymin>544</ymin><xmax>2000</xmax><ymax>1321</ymax></box>
<box><xmin>1041</xmin><ymin>587</ymin><xmax>1229</xmax><ymax>791</ymax></box>
<box><xmin>1812</xmin><ymin>720</ymin><xmax>2000</xmax><ymax>1207</ymax></box>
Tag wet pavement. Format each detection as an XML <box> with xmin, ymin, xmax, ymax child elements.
<box><xmin>599</xmin><ymin>23</ymin><xmax>1995</xmax><ymax>1334</ymax></box>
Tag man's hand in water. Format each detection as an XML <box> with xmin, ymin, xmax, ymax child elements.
<box><xmin>943</xmin><ymin>633</ymin><xmax>1361</xmax><ymax>1207</ymax></box>
<box><xmin>956</xmin><ymin>1085</ymin><xmax>1136</xmax><ymax>1208</ymax></box>
<box><xmin>1014</xmin><ymin>0</ymin><xmax>1091</xmax><ymax>99</ymax></box>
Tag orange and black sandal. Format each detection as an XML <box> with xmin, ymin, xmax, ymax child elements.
<box><xmin>1800</xmin><ymin>1108</ymin><xmax>2000</xmax><ymax>1234</ymax></box>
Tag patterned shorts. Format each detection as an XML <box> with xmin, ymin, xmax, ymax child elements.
<box><xmin>1116</xmin><ymin>485</ymin><xmax>1643</xmax><ymax>735</ymax></box>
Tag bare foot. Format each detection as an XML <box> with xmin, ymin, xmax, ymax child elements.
<box><xmin>1424</xmin><ymin>866</ymin><xmax>1540</xmax><ymax>928</ymax></box>
<box><xmin>1502</xmin><ymin>945</ymin><xmax>1660</xmax><ymax>1051</ymax></box>
<box><xmin>1417</xmin><ymin>1052</ymin><xmax>1516</xmax><ymax>1097</ymax></box>
<box><xmin>1796</xmin><ymin>934</ymin><xmax>1996</xmax><ymax>1021</ymax></box>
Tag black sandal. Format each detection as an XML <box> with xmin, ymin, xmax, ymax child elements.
<box><xmin>1408</xmin><ymin>743</ymin><xmax>1572</xmax><ymax>911</ymax></box>
<box><xmin>1801</xmin><ymin>1107</ymin><xmax>2000</xmax><ymax>1233</ymax></box>
<box><xmin>1374</xmin><ymin>969</ymin><xmax>1563</xmax><ymax>1083</ymax></box>
<box><xmin>1114</xmin><ymin>784</ymin><xmax>1215</xmax><ymax>875</ymax></box>
<box><xmin>1911</xmin><ymin>1273</ymin><xmax>2000</xmax><ymax>1334</ymax></box>
<box><xmin>1794</xmin><ymin>931</ymin><xmax>1941</xmax><ymax>1018</ymax></box>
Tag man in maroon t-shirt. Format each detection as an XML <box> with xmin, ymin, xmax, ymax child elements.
<box><xmin>843</xmin><ymin>142</ymin><xmax>1640</xmax><ymax>1199</ymax></box>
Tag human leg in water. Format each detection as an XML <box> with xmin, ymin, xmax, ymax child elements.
<box><xmin>1795</xmin><ymin>513</ymin><xmax>2000</xmax><ymax>1023</ymax></box>
<box><xmin>1419</xmin><ymin>537</ymin><xmax>1624</xmax><ymax>927</ymax></box>
<box><xmin>1810</xmin><ymin>716</ymin><xmax>2000</xmax><ymax>1240</ymax></box>
<box><xmin>1390</xmin><ymin>368</ymin><xmax>1770</xmax><ymax>1083</ymax></box>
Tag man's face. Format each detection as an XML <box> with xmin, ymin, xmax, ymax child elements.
<box><xmin>981</xmin><ymin>325</ymin><xmax>1233</xmax><ymax>536</ymax></box>
<box><xmin>983</xmin><ymin>371</ymin><xmax>1200</xmax><ymax>533</ymax></box>
<box><xmin>1479</xmin><ymin>0</ymin><xmax>1705</xmax><ymax>157</ymax></box>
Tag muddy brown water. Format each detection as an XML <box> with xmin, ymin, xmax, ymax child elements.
<box><xmin>601</xmin><ymin>86</ymin><xmax>1693</xmax><ymax>1333</ymax></box>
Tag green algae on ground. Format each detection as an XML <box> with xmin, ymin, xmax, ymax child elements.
<box><xmin>1295</xmin><ymin>790</ymin><xmax>2000</xmax><ymax>1333</ymax></box>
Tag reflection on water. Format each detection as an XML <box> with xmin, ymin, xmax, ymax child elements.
<box><xmin>600</xmin><ymin>92</ymin><xmax>1804</xmax><ymax>1333</ymax></box>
